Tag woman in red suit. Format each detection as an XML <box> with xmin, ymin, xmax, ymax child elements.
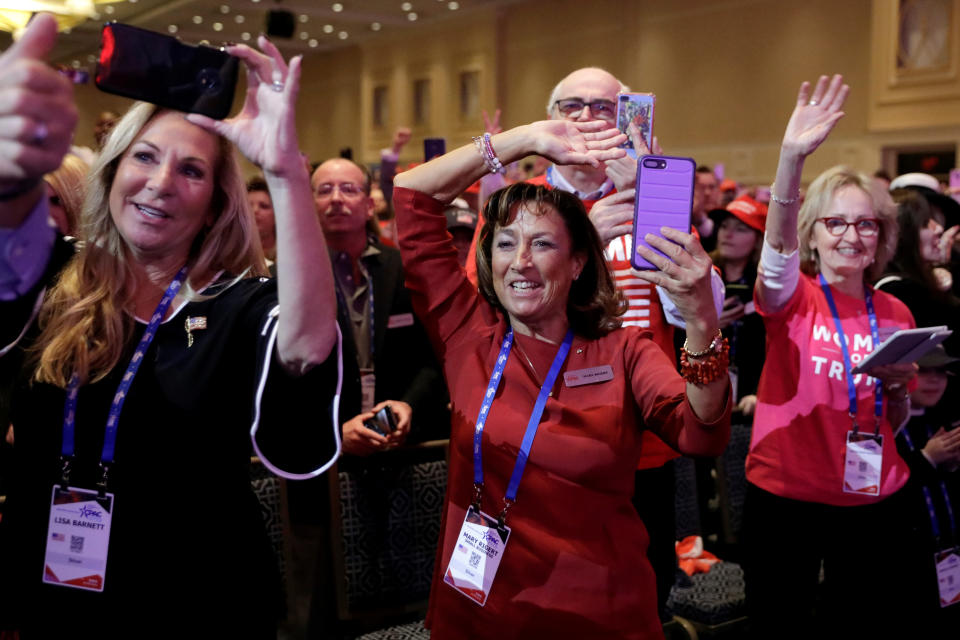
<box><xmin>393</xmin><ymin>120</ymin><xmax>731</xmax><ymax>638</ymax></box>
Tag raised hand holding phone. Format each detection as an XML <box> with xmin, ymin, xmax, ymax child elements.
<box><xmin>187</xmin><ymin>37</ymin><xmax>303</xmax><ymax>177</ymax></box>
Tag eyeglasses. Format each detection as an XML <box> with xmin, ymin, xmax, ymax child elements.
<box><xmin>315</xmin><ymin>182</ymin><xmax>366</xmax><ymax>199</ymax></box>
<box><xmin>552</xmin><ymin>98</ymin><xmax>617</xmax><ymax>122</ymax></box>
<box><xmin>817</xmin><ymin>217</ymin><xmax>881</xmax><ymax>237</ymax></box>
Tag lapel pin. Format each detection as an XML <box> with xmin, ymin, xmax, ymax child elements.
<box><xmin>185</xmin><ymin>316</ymin><xmax>207</xmax><ymax>348</ymax></box>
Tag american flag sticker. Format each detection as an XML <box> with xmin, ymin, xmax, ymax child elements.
<box><xmin>185</xmin><ymin>316</ymin><xmax>207</xmax><ymax>331</ymax></box>
<box><xmin>52</xmin><ymin>533</ymin><xmax>65</xmax><ymax>542</ymax></box>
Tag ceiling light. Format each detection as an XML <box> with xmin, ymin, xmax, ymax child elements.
<box><xmin>371</xmin><ymin>22</ymin><xmax>381</xmax><ymax>31</ymax></box>
<box><xmin>448</xmin><ymin>1</ymin><xmax>459</xmax><ymax>8</ymax></box>
<box><xmin>338</xmin><ymin>30</ymin><xmax>348</xmax><ymax>39</ymax></box>
<box><xmin>309</xmin><ymin>38</ymin><xmax>318</xmax><ymax>47</ymax></box>
<box><xmin>407</xmin><ymin>12</ymin><xmax>418</xmax><ymax>20</ymax></box>
<box><xmin>168</xmin><ymin>24</ymin><xmax>178</xmax><ymax>33</ymax></box>
<box><xmin>241</xmin><ymin>32</ymin><xmax>251</xmax><ymax>41</ymax></box>
<box><xmin>192</xmin><ymin>15</ymin><xmax>202</xmax><ymax>24</ymax></box>
<box><xmin>219</xmin><ymin>4</ymin><xmax>230</xmax><ymax>13</ymax></box>
<box><xmin>299</xmin><ymin>31</ymin><xmax>308</xmax><ymax>39</ymax></box>
<box><xmin>323</xmin><ymin>24</ymin><xmax>334</xmax><ymax>33</ymax></box>
<box><xmin>104</xmin><ymin>5</ymin><xmax>114</xmax><ymax>14</ymax></box>
<box><xmin>0</xmin><ymin>0</ymin><xmax>120</xmax><ymax>36</ymax></box>
<box><xmin>401</xmin><ymin>2</ymin><xmax>412</xmax><ymax>10</ymax></box>
<box><xmin>332</xmin><ymin>3</ymin><xmax>343</xmax><ymax>11</ymax></box>
<box><xmin>234</xmin><ymin>15</ymin><xmax>245</xmax><ymax>23</ymax></box>
<box><xmin>299</xmin><ymin>14</ymin><xmax>308</xmax><ymax>23</ymax></box>
<box><xmin>213</xmin><ymin>22</ymin><xmax>223</xmax><ymax>31</ymax></box>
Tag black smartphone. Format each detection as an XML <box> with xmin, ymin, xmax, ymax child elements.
<box><xmin>364</xmin><ymin>406</ymin><xmax>398</xmax><ymax>436</ymax></box>
<box><xmin>424</xmin><ymin>138</ymin><xmax>446</xmax><ymax>162</ymax></box>
<box><xmin>725</xmin><ymin>282</ymin><xmax>753</xmax><ymax>305</ymax></box>
<box><xmin>95</xmin><ymin>22</ymin><xmax>239</xmax><ymax>120</ymax></box>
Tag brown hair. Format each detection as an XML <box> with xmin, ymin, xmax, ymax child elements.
<box><xmin>797</xmin><ymin>165</ymin><xmax>897</xmax><ymax>283</ymax></box>
<box><xmin>475</xmin><ymin>183</ymin><xmax>625</xmax><ymax>339</ymax></box>
<box><xmin>34</xmin><ymin>103</ymin><xmax>266</xmax><ymax>387</ymax></box>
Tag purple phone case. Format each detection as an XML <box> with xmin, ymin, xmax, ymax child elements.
<box><xmin>631</xmin><ymin>155</ymin><xmax>695</xmax><ymax>271</ymax></box>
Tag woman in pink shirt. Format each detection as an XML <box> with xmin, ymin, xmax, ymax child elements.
<box><xmin>743</xmin><ymin>75</ymin><xmax>919</xmax><ymax>638</ymax></box>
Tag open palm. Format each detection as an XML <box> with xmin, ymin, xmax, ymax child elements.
<box><xmin>782</xmin><ymin>74</ymin><xmax>849</xmax><ymax>159</ymax></box>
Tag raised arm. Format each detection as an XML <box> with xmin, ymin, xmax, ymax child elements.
<box><xmin>393</xmin><ymin>120</ymin><xmax>626</xmax><ymax>204</ymax></box>
<box><xmin>379</xmin><ymin>126</ymin><xmax>410</xmax><ymax>205</ymax></box>
<box><xmin>759</xmin><ymin>75</ymin><xmax>849</xmax><ymax>311</ymax></box>
<box><xmin>188</xmin><ymin>38</ymin><xmax>336</xmax><ymax>375</ymax></box>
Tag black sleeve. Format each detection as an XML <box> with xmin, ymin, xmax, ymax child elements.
<box><xmin>246</xmin><ymin>285</ymin><xmax>342</xmax><ymax>478</ymax></box>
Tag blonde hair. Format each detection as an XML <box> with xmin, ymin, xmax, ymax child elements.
<box><xmin>34</xmin><ymin>102</ymin><xmax>267</xmax><ymax>387</ymax></box>
<box><xmin>44</xmin><ymin>154</ymin><xmax>90</xmax><ymax>236</ymax></box>
<box><xmin>797</xmin><ymin>165</ymin><xmax>897</xmax><ymax>283</ymax></box>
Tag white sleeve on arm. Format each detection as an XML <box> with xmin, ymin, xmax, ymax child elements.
<box><xmin>659</xmin><ymin>268</ymin><xmax>725</xmax><ymax>329</ymax></box>
<box><xmin>757</xmin><ymin>238</ymin><xmax>800</xmax><ymax>310</ymax></box>
<box><xmin>0</xmin><ymin>196</ymin><xmax>56</xmax><ymax>301</ymax></box>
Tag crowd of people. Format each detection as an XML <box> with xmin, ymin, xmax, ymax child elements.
<box><xmin>1</xmin><ymin>12</ymin><xmax>959</xmax><ymax>639</ymax></box>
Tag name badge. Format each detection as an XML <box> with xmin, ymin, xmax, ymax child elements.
<box><xmin>563</xmin><ymin>365</ymin><xmax>614</xmax><ymax>387</ymax></box>
<box><xmin>443</xmin><ymin>505</ymin><xmax>510</xmax><ymax>606</ymax></box>
<box><xmin>387</xmin><ymin>313</ymin><xmax>414</xmax><ymax>329</ymax></box>
<box><xmin>936</xmin><ymin>550</ymin><xmax>960</xmax><ymax>608</ymax></box>
<box><xmin>43</xmin><ymin>485</ymin><xmax>114</xmax><ymax>592</ymax></box>
<box><xmin>842</xmin><ymin>431</ymin><xmax>883</xmax><ymax>496</ymax></box>
<box><xmin>360</xmin><ymin>370</ymin><xmax>376</xmax><ymax>413</ymax></box>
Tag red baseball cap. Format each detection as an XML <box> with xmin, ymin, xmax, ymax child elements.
<box><xmin>723</xmin><ymin>195</ymin><xmax>767</xmax><ymax>233</ymax></box>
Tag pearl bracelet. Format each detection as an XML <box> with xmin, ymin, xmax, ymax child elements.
<box><xmin>769</xmin><ymin>184</ymin><xmax>800</xmax><ymax>206</ymax></box>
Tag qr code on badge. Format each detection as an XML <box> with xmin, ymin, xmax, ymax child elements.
<box><xmin>859</xmin><ymin>461</ymin><xmax>868</xmax><ymax>473</ymax></box>
<box><xmin>70</xmin><ymin>535</ymin><xmax>84</xmax><ymax>553</ymax></box>
<box><xmin>469</xmin><ymin>551</ymin><xmax>481</xmax><ymax>568</ymax></box>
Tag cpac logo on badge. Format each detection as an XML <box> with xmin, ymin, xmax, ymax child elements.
<box><xmin>78</xmin><ymin>505</ymin><xmax>102</xmax><ymax>520</ymax></box>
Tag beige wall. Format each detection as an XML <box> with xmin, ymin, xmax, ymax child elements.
<box><xmin>70</xmin><ymin>0</ymin><xmax>960</xmax><ymax>184</ymax></box>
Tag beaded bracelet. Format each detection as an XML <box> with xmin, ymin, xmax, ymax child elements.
<box><xmin>769</xmin><ymin>184</ymin><xmax>800</xmax><ymax>206</ymax></box>
<box><xmin>679</xmin><ymin>336</ymin><xmax>731</xmax><ymax>385</ymax></box>
<box><xmin>472</xmin><ymin>132</ymin><xmax>505</xmax><ymax>175</ymax></box>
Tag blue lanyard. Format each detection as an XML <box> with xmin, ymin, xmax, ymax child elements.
<box><xmin>61</xmin><ymin>266</ymin><xmax>188</xmax><ymax>484</ymax></box>
<box><xmin>472</xmin><ymin>327</ymin><xmax>574</xmax><ymax>527</ymax></box>
<box><xmin>899</xmin><ymin>425</ymin><xmax>958</xmax><ymax>546</ymax></box>
<box><xmin>818</xmin><ymin>274</ymin><xmax>882</xmax><ymax>435</ymax></box>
